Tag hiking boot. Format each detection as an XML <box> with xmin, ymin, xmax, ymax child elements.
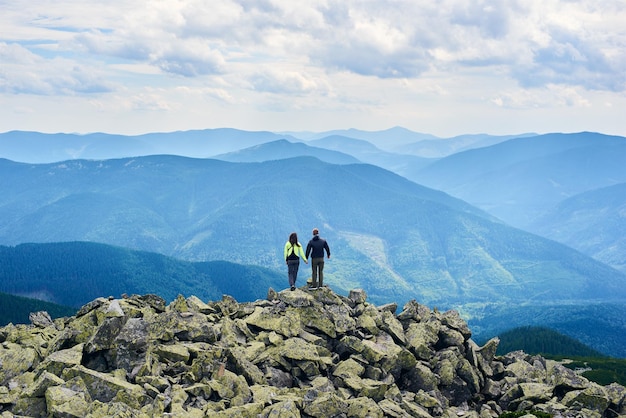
<box><xmin>290</xmin><ymin>286</ymin><xmax>295</xmax><ymax>291</ymax></box>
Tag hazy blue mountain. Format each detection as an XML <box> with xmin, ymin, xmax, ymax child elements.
<box><xmin>212</xmin><ymin>139</ymin><xmax>360</xmax><ymax>164</ymax></box>
<box><xmin>0</xmin><ymin>129</ymin><xmax>294</xmax><ymax>163</ymax></box>
<box><xmin>527</xmin><ymin>182</ymin><xmax>626</xmax><ymax>273</ymax></box>
<box><xmin>2</xmin><ymin>155</ymin><xmax>626</xmax><ymax>355</ymax></box>
<box><xmin>285</xmin><ymin>129</ymin><xmax>536</xmax><ymax>157</ymax></box>
<box><xmin>1</xmin><ymin>155</ymin><xmax>624</xmax><ymax>312</ymax></box>
<box><xmin>0</xmin><ymin>242</ymin><xmax>284</xmax><ymax>309</ymax></box>
<box><xmin>307</xmin><ymin>135</ymin><xmax>436</xmax><ymax>174</ymax></box>
<box><xmin>282</xmin><ymin>127</ymin><xmax>439</xmax><ymax>151</ymax></box>
<box><xmin>397</xmin><ymin>133</ymin><xmax>538</xmax><ymax>158</ymax></box>
<box><xmin>410</xmin><ymin>132</ymin><xmax>626</xmax><ymax>229</ymax></box>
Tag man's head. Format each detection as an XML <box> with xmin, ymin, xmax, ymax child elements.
<box><xmin>312</xmin><ymin>228</ymin><xmax>319</xmax><ymax>236</ymax></box>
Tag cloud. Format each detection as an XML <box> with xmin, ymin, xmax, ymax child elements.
<box><xmin>1</xmin><ymin>0</ymin><xmax>626</xmax><ymax>136</ymax></box>
<box><xmin>249</xmin><ymin>69</ymin><xmax>330</xmax><ymax>95</ymax></box>
<box><xmin>0</xmin><ymin>42</ymin><xmax>114</xmax><ymax>95</ymax></box>
<box><xmin>491</xmin><ymin>84</ymin><xmax>592</xmax><ymax>109</ymax></box>
<box><xmin>4</xmin><ymin>1</ymin><xmax>625</xmax><ymax>90</ymax></box>
<box><xmin>512</xmin><ymin>27</ymin><xmax>626</xmax><ymax>92</ymax></box>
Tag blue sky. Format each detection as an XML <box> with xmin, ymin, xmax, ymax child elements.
<box><xmin>1</xmin><ymin>0</ymin><xmax>625</xmax><ymax>137</ymax></box>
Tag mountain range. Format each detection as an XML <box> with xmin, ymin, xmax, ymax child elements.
<box><xmin>409</xmin><ymin>132</ymin><xmax>626</xmax><ymax>228</ymax></box>
<box><xmin>527</xmin><ymin>182</ymin><xmax>626</xmax><ymax>273</ymax></box>
<box><xmin>1</xmin><ymin>128</ymin><xmax>625</xmax><ymax>356</ymax></box>
<box><xmin>211</xmin><ymin>131</ymin><xmax>626</xmax><ymax>275</ymax></box>
<box><xmin>2</xmin><ymin>154</ymin><xmax>624</xmax><ymax>304</ymax></box>
<box><xmin>0</xmin><ymin>129</ymin><xmax>293</xmax><ymax>163</ymax></box>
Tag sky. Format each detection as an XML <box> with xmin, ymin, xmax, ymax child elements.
<box><xmin>1</xmin><ymin>0</ymin><xmax>625</xmax><ymax>138</ymax></box>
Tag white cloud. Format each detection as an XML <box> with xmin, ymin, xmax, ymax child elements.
<box><xmin>249</xmin><ymin>69</ymin><xmax>329</xmax><ymax>95</ymax></box>
<box><xmin>1</xmin><ymin>0</ymin><xmax>626</xmax><ymax>135</ymax></box>
<box><xmin>0</xmin><ymin>42</ymin><xmax>114</xmax><ymax>95</ymax></box>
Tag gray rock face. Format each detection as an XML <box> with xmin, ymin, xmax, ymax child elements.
<box><xmin>0</xmin><ymin>288</ymin><xmax>624</xmax><ymax>417</ymax></box>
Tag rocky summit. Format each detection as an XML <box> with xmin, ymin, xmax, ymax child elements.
<box><xmin>0</xmin><ymin>287</ymin><xmax>624</xmax><ymax>418</ymax></box>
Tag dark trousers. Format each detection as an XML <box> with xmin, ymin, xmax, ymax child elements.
<box><xmin>287</xmin><ymin>260</ymin><xmax>300</xmax><ymax>287</ymax></box>
<box><xmin>311</xmin><ymin>257</ymin><xmax>325</xmax><ymax>286</ymax></box>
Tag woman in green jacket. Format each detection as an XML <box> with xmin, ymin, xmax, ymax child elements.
<box><xmin>284</xmin><ymin>232</ymin><xmax>308</xmax><ymax>291</ymax></box>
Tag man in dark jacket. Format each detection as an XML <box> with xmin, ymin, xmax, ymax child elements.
<box><xmin>305</xmin><ymin>228</ymin><xmax>331</xmax><ymax>289</ymax></box>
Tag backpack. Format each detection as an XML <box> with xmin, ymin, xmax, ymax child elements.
<box><xmin>286</xmin><ymin>243</ymin><xmax>300</xmax><ymax>260</ymax></box>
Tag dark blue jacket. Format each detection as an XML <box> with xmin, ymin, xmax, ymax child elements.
<box><xmin>306</xmin><ymin>235</ymin><xmax>330</xmax><ymax>259</ymax></box>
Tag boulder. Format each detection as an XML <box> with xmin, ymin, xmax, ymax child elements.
<box><xmin>45</xmin><ymin>386</ymin><xmax>89</xmax><ymax>418</ymax></box>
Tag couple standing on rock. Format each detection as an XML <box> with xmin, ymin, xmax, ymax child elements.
<box><xmin>284</xmin><ymin>228</ymin><xmax>331</xmax><ymax>291</ymax></box>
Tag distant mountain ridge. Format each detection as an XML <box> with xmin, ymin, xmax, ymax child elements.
<box><xmin>0</xmin><ymin>127</ymin><xmax>536</xmax><ymax>163</ymax></box>
<box><xmin>307</xmin><ymin>135</ymin><xmax>435</xmax><ymax>174</ymax></box>
<box><xmin>528</xmin><ymin>182</ymin><xmax>626</xmax><ymax>272</ymax></box>
<box><xmin>410</xmin><ymin>132</ymin><xmax>626</xmax><ymax>229</ymax></box>
<box><xmin>0</xmin><ymin>129</ymin><xmax>295</xmax><ymax>163</ymax></box>
<box><xmin>396</xmin><ymin>132</ymin><xmax>538</xmax><ymax>158</ymax></box>
<box><xmin>213</xmin><ymin>139</ymin><xmax>360</xmax><ymax>164</ymax></box>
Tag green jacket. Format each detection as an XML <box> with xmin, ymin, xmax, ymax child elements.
<box><xmin>284</xmin><ymin>241</ymin><xmax>307</xmax><ymax>262</ymax></box>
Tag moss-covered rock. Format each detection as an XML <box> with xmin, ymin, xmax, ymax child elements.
<box><xmin>45</xmin><ymin>386</ymin><xmax>90</xmax><ymax>418</ymax></box>
<box><xmin>0</xmin><ymin>288</ymin><xmax>623</xmax><ymax>418</ymax></box>
<box><xmin>0</xmin><ymin>342</ymin><xmax>37</xmax><ymax>386</ymax></box>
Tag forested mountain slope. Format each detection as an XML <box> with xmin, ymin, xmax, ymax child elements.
<box><xmin>1</xmin><ymin>156</ymin><xmax>624</xmax><ymax>311</ymax></box>
<box><xmin>0</xmin><ymin>242</ymin><xmax>284</xmax><ymax>308</ymax></box>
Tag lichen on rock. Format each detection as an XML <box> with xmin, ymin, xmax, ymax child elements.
<box><xmin>0</xmin><ymin>289</ymin><xmax>624</xmax><ymax>418</ymax></box>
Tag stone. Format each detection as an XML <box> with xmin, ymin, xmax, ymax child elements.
<box><xmin>298</xmin><ymin>306</ymin><xmax>337</xmax><ymax>338</ymax></box>
<box><xmin>303</xmin><ymin>392</ymin><xmax>349</xmax><ymax>417</ymax></box>
<box><xmin>245</xmin><ymin>306</ymin><xmax>302</xmax><ymax>338</ymax></box>
<box><xmin>397</xmin><ymin>300</ymin><xmax>431</xmax><ymax>323</ymax></box>
<box><xmin>325</xmin><ymin>303</ymin><xmax>356</xmax><ymax>335</ymax></box>
<box><xmin>62</xmin><ymin>365</ymin><xmax>148</xmax><ymax>405</ymax></box>
<box><xmin>226</xmin><ymin>346</ymin><xmax>266</xmax><ymax>385</ymax></box>
<box><xmin>562</xmin><ymin>383</ymin><xmax>610</xmax><ymax>413</ymax></box>
<box><xmin>0</xmin><ymin>342</ymin><xmax>37</xmax><ymax>386</ymax></box>
<box><xmin>209</xmin><ymin>368</ymin><xmax>252</xmax><ymax>407</ymax></box>
<box><xmin>403</xmin><ymin>362</ymin><xmax>439</xmax><ymax>392</ymax></box>
<box><xmin>356</xmin><ymin>312</ymin><xmax>380</xmax><ymax>335</ymax></box>
<box><xmin>333</xmin><ymin>358</ymin><xmax>366</xmax><ymax>380</ymax></box>
<box><xmin>378</xmin><ymin>398</ymin><xmax>413</xmax><ymax>417</ymax></box>
<box><xmin>45</xmin><ymin>386</ymin><xmax>90</xmax><ymax>418</ymax></box>
<box><xmin>22</xmin><ymin>371</ymin><xmax>65</xmax><ymax>397</ymax></box>
<box><xmin>185</xmin><ymin>295</ymin><xmax>216</xmax><ymax>314</ymax></box>
<box><xmin>154</xmin><ymin>343</ymin><xmax>190</xmax><ymax>363</ymax></box>
<box><xmin>441</xmin><ymin>310</ymin><xmax>471</xmax><ymax>339</ymax></box>
<box><xmin>380</xmin><ymin>310</ymin><xmax>407</xmax><ymax>345</ymax></box>
<box><xmin>29</xmin><ymin>311</ymin><xmax>55</xmax><ymax>328</ymax></box>
<box><xmin>343</xmin><ymin>376</ymin><xmax>389</xmax><ymax>401</ymax></box>
<box><xmin>349</xmin><ymin>289</ymin><xmax>367</xmax><ymax>304</ymax></box>
<box><xmin>346</xmin><ymin>396</ymin><xmax>384</xmax><ymax>418</ymax></box>
<box><xmin>405</xmin><ymin>321</ymin><xmax>439</xmax><ymax>360</ymax></box>
<box><xmin>260</xmin><ymin>399</ymin><xmax>301</xmax><ymax>417</ymax></box>
<box><xmin>35</xmin><ymin>343</ymin><xmax>84</xmax><ymax>377</ymax></box>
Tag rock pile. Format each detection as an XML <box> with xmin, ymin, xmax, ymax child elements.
<box><xmin>0</xmin><ymin>287</ymin><xmax>624</xmax><ymax>417</ymax></box>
